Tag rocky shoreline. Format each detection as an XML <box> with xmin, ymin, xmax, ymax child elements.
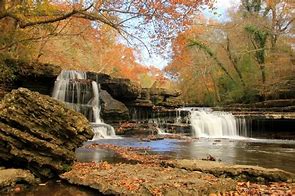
<box><xmin>60</xmin><ymin>144</ymin><xmax>295</xmax><ymax>195</ymax></box>
<box><xmin>1</xmin><ymin>141</ymin><xmax>295</xmax><ymax>195</ymax></box>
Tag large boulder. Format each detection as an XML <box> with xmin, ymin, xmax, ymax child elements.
<box><xmin>0</xmin><ymin>88</ymin><xmax>93</xmax><ymax>178</ymax></box>
<box><xmin>99</xmin><ymin>90</ymin><xmax>130</xmax><ymax>122</ymax></box>
<box><xmin>100</xmin><ymin>78</ymin><xmax>140</xmax><ymax>102</ymax></box>
<box><xmin>149</xmin><ymin>87</ymin><xmax>181</xmax><ymax>107</ymax></box>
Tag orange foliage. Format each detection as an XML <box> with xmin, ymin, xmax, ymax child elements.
<box><xmin>164</xmin><ymin>21</ymin><xmax>219</xmax><ymax>104</ymax></box>
<box><xmin>35</xmin><ymin>16</ymin><xmax>162</xmax><ymax>85</ymax></box>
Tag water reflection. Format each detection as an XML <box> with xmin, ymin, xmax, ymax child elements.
<box><xmin>19</xmin><ymin>181</ymin><xmax>98</xmax><ymax>196</ymax></box>
<box><xmin>76</xmin><ymin>147</ymin><xmax>127</xmax><ymax>163</ymax></box>
<box><xmin>77</xmin><ymin>138</ymin><xmax>295</xmax><ymax>173</ymax></box>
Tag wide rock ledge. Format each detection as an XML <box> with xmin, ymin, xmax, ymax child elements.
<box><xmin>164</xmin><ymin>160</ymin><xmax>295</xmax><ymax>183</ymax></box>
<box><xmin>0</xmin><ymin>88</ymin><xmax>93</xmax><ymax>178</ymax></box>
<box><xmin>61</xmin><ymin>162</ymin><xmax>236</xmax><ymax>195</ymax></box>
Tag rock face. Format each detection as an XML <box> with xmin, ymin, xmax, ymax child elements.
<box><xmin>0</xmin><ymin>60</ymin><xmax>183</xmax><ymax>135</ymax></box>
<box><xmin>99</xmin><ymin>90</ymin><xmax>129</xmax><ymax>122</ymax></box>
<box><xmin>84</xmin><ymin>71</ymin><xmax>182</xmax><ymax>123</ymax></box>
<box><xmin>150</xmin><ymin>87</ymin><xmax>181</xmax><ymax>105</ymax></box>
<box><xmin>2</xmin><ymin>59</ymin><xmax>62</xmax><ymax>96</ymax></box>
<box><xmin>100</xmin><ymin>77</ymin><xmax>140</xmax><ymax>102</ymax></box>
<box><xmin>0</xmin><ymin>88</ymin><xmax>93</xmax><ymax>178</ymax></box>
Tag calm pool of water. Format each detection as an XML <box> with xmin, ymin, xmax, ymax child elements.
<box><xmin>76</xmin><ymin>137</ymin><xmax>295</xmax><ymax>173</ymax></box>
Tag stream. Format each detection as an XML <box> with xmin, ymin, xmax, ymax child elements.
<box><xmin>19</xmin><ymin>136</ymin><xmax>295</xmax><ymax>195</ymax></box>
<box><xmin>77</xmin><ymin>137</ymin><xmax>295</xmax><ymax>173</ymax></box>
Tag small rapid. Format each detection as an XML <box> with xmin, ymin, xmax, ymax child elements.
<box><xmin>183</xmin><ymin>108</ymin><xmax>248</xmax><ymax>138</ymax></box>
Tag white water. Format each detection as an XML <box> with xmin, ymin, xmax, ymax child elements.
<box><xmin>52</xmin><ymin>70</ymin><xmax>117</xmax><ymax>139</ymax></box>
<box><xmin>183</xmin><ymin>108</ymin><xmax>248</xmax><ymax>138</ymax></box>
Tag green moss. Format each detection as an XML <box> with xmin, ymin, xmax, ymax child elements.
<box><xmin>0</xmin><ymin>61</ymin><xmax>17</xmax><ymax>84</ymax></box>
<box><xmin>61</xmin><ymin>164</ymin><xmax>72</xmax><ymax>172</ymax></box>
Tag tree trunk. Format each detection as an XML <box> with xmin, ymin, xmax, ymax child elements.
<box><xmin>270</xmin><ymin>6</ymin><xmax>277</xmax><ymax>48</ymax></box>
<box><xmin>210</xmin><ymin>73</ymin><xmax>221</xmax><ymax>103</ymax></box>
<box><xmin>226</xmin><ymin>37</ymin><xmax>246</xmax><ymax>87</ymax></box>
<box><xmin>260</xmin><ymin>64</ymin><xmax>266</xmax><ymax>84</ymax></box>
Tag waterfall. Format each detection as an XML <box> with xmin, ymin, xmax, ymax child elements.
<box><xmin>184</xmin><ymin>108</ymin><xmax>248</xmax><ymax>138</ymax></box>
<box><xmin>52</xmin><ymin>70</ymin><xmax>117</xmax><ymax>139</ymax></box>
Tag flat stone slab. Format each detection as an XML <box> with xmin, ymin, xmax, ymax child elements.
<box><xmin>61</xmin><ymin>162</ymin><xmax>236</xmax><ymax>195</ymax></box>
<box><xmin>164</xmin><ymin>160</ymin><xmax>295</xmax><ymax>183</ymax></box>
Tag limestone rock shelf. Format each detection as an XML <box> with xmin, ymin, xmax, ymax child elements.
<box><xmin>0</xmin><ymin>88</ymin><xmax>93</xmax><ymax>178</ymax></box>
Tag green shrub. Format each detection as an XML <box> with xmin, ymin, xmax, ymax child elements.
<box><xmin>0</xmin><ymin>61</ymin><xmax>17</xmax><ymax>84</ymax></box>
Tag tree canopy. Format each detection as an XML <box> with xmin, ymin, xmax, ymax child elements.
<box><xmin>165</xmin><ymin>0</ymin><xmax>294</xmax><ymax>105</ymax></box>
<box><xmin>0</xmin><ymin>0</ymin><xmax>212</xmax><ymax>53</ymax></box>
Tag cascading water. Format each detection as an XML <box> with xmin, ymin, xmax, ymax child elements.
<box><xmin>52</xmin><ymin>70</ymin><xmax>117</xmax><ymax>139</ymax></box>
<box><xmin>184</xmin><ymin>108</ymin><xmax>248</xmax><ymax>138</ymax></box>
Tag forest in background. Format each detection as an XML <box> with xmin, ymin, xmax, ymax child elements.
<box><xmin>0</xmin><ymin>0</ymin><xmax>294</xmax><ymax>105</ymax></box>
<box><xmin>166</xmin><ymin>0</ymin><xmax>294</xmax><ymax>105</ymax></box>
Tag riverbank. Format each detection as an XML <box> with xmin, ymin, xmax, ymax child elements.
<box><xmin>62</xmin><ymin>143</ymin><xmax>295</xmax><ymax>195</ymax></box>
<box><xmin>2</xmin><ymin>140</ymin><xmax>295</xmax><ymax>195</ymax></box>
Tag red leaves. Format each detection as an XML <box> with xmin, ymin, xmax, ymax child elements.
<box><xmin>86</xmin><ymin>143</ymin><xmax>164</xmax><ymax>164</ymax></box>
<box><xmin>227</xmin><ymin>181</ymin><xmax>295</xmax><ymax>196</ymax></box>
<box><xmin>62</xmin><ymin>145</ymin><xmax>295</xmax><ymax>196</ymax></box>
<box><xmin>73</xmin><ymin>161</ymin><xmax>112</xmax><ymax>172</ymax></box>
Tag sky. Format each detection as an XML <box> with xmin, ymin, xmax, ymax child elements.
<box><xmin>137</xmin><ymin>0</ymin><xmax>241</xmax><ymax>70</ymax></box>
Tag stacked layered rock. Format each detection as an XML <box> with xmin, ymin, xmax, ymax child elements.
<box><xmin>0</xmin><ymin>59</ymin><xmax>61</xmax><ymax>97</ymax></box>
<box><xmin>0</xmin><ymin>59</ymin><xmax>182</xmax><ymax>122</ymax></box>
<box><xmin>0</xmin><ymin>88</ymin><xmax>93</xmax><ymax>178</ymax></box>
<box><xmin>0</xmin><ymin>59</ymin><xmax>184</xmax><ymax>136</ymax></box>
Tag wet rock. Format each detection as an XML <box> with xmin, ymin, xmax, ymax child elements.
<box><xmin>117</xmin><ymin>121</ymin><xmax>158</xmax><ymax>136</ymax></box>
<box><xmin>86</xmin><ymin>71</ymin><xmax>111</xmax><ymax>84</ymax></box>
<box><xmin>140</xmin><ymin>135</ymin><xmax>164</xmax><ymax>142</ymax></box>
<box><xmin>164</xmin><ymin>160</ymin><xmax>295</xmax><ymax>183</ymax></box>
<box><xmin>99</xmin><ymin>90</ymin><xmax>129</xmax><ymax>122</ymax></box>
<box><xmin>161</xmin><ymin>123</ymin><xmax>192</xmax><ymax>135</ymax></box>
<box><xmin>100</xmin><ymin>78</ymin><xmax>140</xmax><ymax>102</ymax></box>
<box><xmin>61</xmin><ymin>162</ymin><xmax>236</xmax><ymax>195</ymax></box>
<box><xmin>202</xmin><ymin>155</ymin><xmax>217</xmax><ymax>161</ymax></box>
<box><xmin>0</xmin><ymin>88</ymin><xmax>93</xmax><ymax>178</ymax></box>
<box><xmin>0</xmin><ymin>168</ymin><xmax>37</xmax><ymax>193</ymax></box>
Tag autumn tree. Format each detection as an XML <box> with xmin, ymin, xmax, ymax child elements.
<box><xmin>165</xmin><ymin>1</ymin><xmax>294</xmax><ymax>105</ymax></box>
<box><xmin>0</xmin><ymin>0</ymin><xmax>213</xmax><ymax>59</ymax></box>
<box><xmin>241</xmin><ymin>0</ymin><xmax>294</xmax><ymax>48</ymax></box>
